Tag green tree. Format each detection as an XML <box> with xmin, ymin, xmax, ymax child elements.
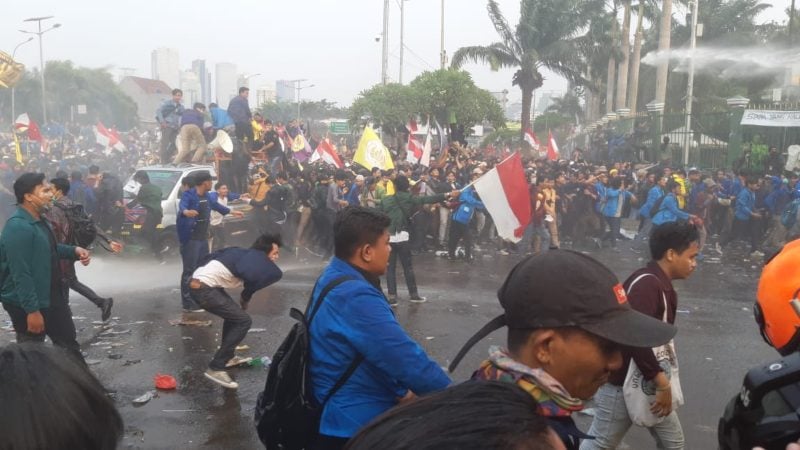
<box><xmin>348</xmin><ymin>70</ymin><xmax>504</xmax><ymax>140</ymax></box>
<box><xmin>451</xmin><ymin>0</ymin><xmax>605</xmax><ymax>135</ymax></box>
<box><xmin>259</xmin><ymin>99</ymin><xmax>347</xmax><ymax>124</ymax></box>
<box><xmin>348</xmin><ymin>83</ymin><xmax>417</xmax><ymax>137</ymax></box>
<box><xmin>0</xmin><ymin>60</ymin><xmax>137</xmax><ymax>129</ymax></box>
<box><xmin>408</xmin><ymin>69</ymin><xmax>505</xmax><ymax>129</ymax></box>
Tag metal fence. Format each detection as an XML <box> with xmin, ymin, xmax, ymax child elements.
<box><xmin>566</xmin><ymin>103</ymin><xmax>800</xmax><ymax>169</ymax></box>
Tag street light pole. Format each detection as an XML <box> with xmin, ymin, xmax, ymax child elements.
<box><xmin>296</xmin><ymin>82</ymin><xmax>314</xmax><ymax>121</ymax></box>
<box><xmin>399</xmin><ymin>0</ymin><xmax>407</xmax><ymax>84</ymax></box>
<box><xmin>21</xmin><ymin>16</ymin><xmax>60</xmax><ymax>124</ymax></box>
<box><xmin>382</xmin><ymin>0</ymin><xmax>390</xmax><ymax>85</ymax></box>
<box><xmin>440</xmin><ymin>0</ymin><xmax>446</xmax><ymax>69</ymax></box>
<box><xmin>683</xmin><ymin>0</ymin><xmax>699</xmax><ymax>166</ymax></box>
<box><xmin>10</xmin><ymin>37</ymin><xmax>34</xmax><ymax>125</ymax></box>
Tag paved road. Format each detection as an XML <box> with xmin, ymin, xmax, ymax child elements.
<box><xmin>0</xmin><ymin>237</ymin><xmax>776</xmax><ymax>449</ymax></box>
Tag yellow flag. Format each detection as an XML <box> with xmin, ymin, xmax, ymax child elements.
<box><xmin>12</xmin><ymin>131</ymin><xmax>23</xmax><ymax>163</ymax></box>
<box><xmin>354</xmin><ymin>127</ymin><xmax>394</xmax><ymax>171</ymax></box>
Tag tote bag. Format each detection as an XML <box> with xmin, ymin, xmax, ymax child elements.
<box><xmin>622</xmin><ymin>274</ymin><xmax>684</xmax><ymax>427</ymax></box>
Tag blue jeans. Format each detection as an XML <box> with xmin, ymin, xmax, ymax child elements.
<box><xmin>581</xmin><ymin>384</ymin><xmax>684</xmax><ymax>450</ymax></box>
<box><xmin>180</xmin><ymin>240</ymin><xmax>208</xmax><ymax>310</ymax></box>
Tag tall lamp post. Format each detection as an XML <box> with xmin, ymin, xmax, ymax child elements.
<box><xmin>10</xmin><ymin>37</ymin><xmax>34</xmax><ymax>124</ymax></box>
<box><xmin>20</xmin><ymin>16</ymin><xmax>61</xmax><ymax>124</ymax></box>
<box><xmin>295</xmin><ymin>82</ymin><xmax>314</xmax><ymax>121</ymax></box>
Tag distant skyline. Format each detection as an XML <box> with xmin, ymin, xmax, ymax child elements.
<box><xmin>2</xmin><ymin>0</ymin><xmax>793</xmax><ymax>107</ymax></box>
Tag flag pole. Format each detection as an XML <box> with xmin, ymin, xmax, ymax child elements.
<box><xmin>458</xmin><ymin>152</ymin><xmax>519</xmax><ymax>192</ymax></box>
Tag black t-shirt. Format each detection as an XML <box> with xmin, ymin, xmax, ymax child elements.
<box><xmin>263</xmin><ymin>131</ymin><xmax>282</xmax><ymax>159</ymax></box>
<box><xmin>191</xmin><ymin>197</ymin><xmax>211</xmax><ymax>241</ymax></box>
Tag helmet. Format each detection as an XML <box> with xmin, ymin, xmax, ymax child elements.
<box><xmin>755</xmin><ymin>240</ymin><xmax>800</xmax><ymax>355</ymax></box>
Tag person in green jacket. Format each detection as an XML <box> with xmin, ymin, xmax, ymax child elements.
<box><xmin>381</xmin><ymin>175</ymin><xmax>459</xmax><ymax>305</ymax></box>
<box><xmin>0</xmin><ymin>173</ymin><xmax>92</xmax><ymax>363</ymax></box>
<box><xmin>128</xmin><ymin>171</ymin><xmax>164</xmax><ymax>262</ymax></box>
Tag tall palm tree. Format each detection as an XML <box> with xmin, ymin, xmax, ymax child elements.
<box><xmin>627</xmin><ymin>1</ymin><xmax>646</xmax><ymax>111</ymax></box>
<box><xmin>615</xmin><ymin>0</ymin><xmax>633</xmax><ymax>111</ymax></box>
<box><xmin>654</xmin><ymin>0</ymin><xmax>673</xmax><ymax>105</ymax></box>
<box><xmin>451</xmin><ymin>0</ymin><xmax>605</xmax><ymax>135</ymax></box>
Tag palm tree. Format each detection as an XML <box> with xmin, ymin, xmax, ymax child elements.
<box><xmin>451</xmin><ymin>0</ymin><xmax>605</xmax><ymax>135</ymax></box>
<box><xmin>627</xmin><ymin>1</ymin><xmax>646</xmax><ymax>111</ymax></box>
<box><xmin>654</xmin><ymin>0</ymin><xmax>673</xmax><ymax>105</ymax></box>
<box><xmin>615</xmin><ymin>0</ymin><xmax>633</xmax><ymax>111</ymax></box>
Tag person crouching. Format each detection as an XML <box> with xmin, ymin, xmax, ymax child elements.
<box><xmin>190</xmin><ymin>233</ymin><xmax>283</xmax><ymax>389</ymax></box>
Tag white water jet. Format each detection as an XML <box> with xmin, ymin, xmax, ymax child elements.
<box><xmin>641</xmin><ymin>46</ymin><xmax>800</xmax><ymax>80</ymax></box>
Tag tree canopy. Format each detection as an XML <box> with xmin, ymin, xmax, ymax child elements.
<box><xmin>0</xmin><ymin>60</ymin><xmax>138</xmax><ymax>129</ymax></box>
<box><xmin>348</xmin><ymin>69</ymin><xmax>504</xmax><ymax>136</ymax></box>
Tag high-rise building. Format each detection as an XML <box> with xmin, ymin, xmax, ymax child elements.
<box><xmin>191</xmin><ymin>59</ymin><xmax>210</xmax><ymax>104</ymax></box>
<box><xmin>256</xmin><ymin>85</ymin><xmax>277</xmax><ymax>106</ymax></box>
<box><xmin>276</xmin><ymin>80</ymin><xmax>295</xmax><ymax>103</ymax></box>
<box><xmin>150</xmin><ymin>48</ymin><xmax>180</xmax><ymax>90</ymax></box>
<box><xmin>180</xmin><ymin>71</ymin><xmax>202</xmax><ymax>106</ymax></box>
<box><xmin>215</xmin><ymin>63</ymin><xmax>238</xmax><ymax>105</ymax></box>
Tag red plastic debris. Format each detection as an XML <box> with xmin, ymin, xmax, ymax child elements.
<box><xmin>154</xmin><ymin>373</ymin><xmax>177</xmax><ymax>390</ymax></box>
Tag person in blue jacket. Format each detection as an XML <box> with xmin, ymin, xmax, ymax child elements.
<box><xmin>601</xmin><ymin>177</ymin><xmax>636</xmax><ymax>249</ymax></box>
<box><xmin>448</xmin><ymin>186</ymin><xmax>485</xmax><ymax>262</ymax></box>
<box><xmin>177</xmin><ymin>171</ymin><xmax>243</xmax><ymax>312</ymax></box>
<box><xmin>637</xmin><ymin>175</ymin><xmax>667</xmax><ymax>238</ymax></box>
<box><xmin>652</xmin><ymin>180</ymin><xmax>696</xmax><ymax>226</ymax></box>
<box><xmin>190</xmin><ymin>233</ymin><xmax>282</xmax><ymax>389</ymax></box>
<box><xmin>717</xmin><ymin>177</ymin><xmax>763</xmax><ymax>256</ymax></box>
<box><xmin>308</xmin><ymin>207</ymin><xmax>450</xmax><ymax>449</ymax></box>
<box><xmin>209</xmin><ymin>103</ymin><xmax>234</xmax><ymax>130</ymax></box>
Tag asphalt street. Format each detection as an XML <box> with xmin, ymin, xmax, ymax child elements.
<box><xmin>0</xmin><ymin>234</ymin><xmax>777</xmax><ymax>449</ymax></box>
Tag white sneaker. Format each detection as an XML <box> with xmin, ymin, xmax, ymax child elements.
<box><xmin>183</xmin><ymin>308</ymin><xmax>206</xmax><ymax>313</ymax></box>
<box><xmin>225</xmin><ymin>356</ymin><xmax>253</xmax><ymax>368</ymax></box>
<box><xmin>715</xmin><ymin>243</ymin><xmax>723</xmax><ymax>255</ymax></box>
<box><xmin>204</xmin><ymin>369</ymin><xmax>239</xmax><ymax>389</ymax></box>
<box><xmin>409</xmin><ymin>296</ymin><xmax>427</xmax><ymax>303</ymax></box>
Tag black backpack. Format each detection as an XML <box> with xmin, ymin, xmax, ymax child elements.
<box><xmin>255</xmin><ymin>275</ymin><xmax>362</xmax><ymax>450</ymax></box>
<box><xmin>55</xmin><ymin>203</ymin><xmax>97</xmax><ymax>247</ymax></box>
<box><xmin>650</xmin><ymin>193</ymin><xmax>668</xmax><ymax>218</ymax></box>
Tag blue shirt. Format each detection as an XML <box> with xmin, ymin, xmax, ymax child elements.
<box><xmin>210</xmin><ymin>107</ymin><xmax>234</xmax><ymax>129</ymax></box>
<box><xmin>309</xmin><ymin>258</ymin><xmax>450</xmax><ymax>438</ymax></box>
<box><xmin>639</xmin><ymin>186</ymin><xmax>664</xmax><ymax>218</ymax></box>
<box><xmin>652</xmin><ymin>193</ymin><xmax>690</xmax><ymax>225</ymax></box>
<box><xmin>734</xmin><ymin>188</ymin><xmax>755</xmax><ymax>221</ymax></box>
<box><xmin>176</xmin><ymin>188</ymin><xmax>231</xmax><ymax>245</ymax></box>
<box><xmin>602</xmin><ymin>189</ymin><xmax>632</xmax><ymax>218</ymax></box>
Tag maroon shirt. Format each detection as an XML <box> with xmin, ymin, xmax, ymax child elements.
<box><xmin>609</xmin><ymin>261</ymin><xmax>677</xmax><ymax>386</ymax></box>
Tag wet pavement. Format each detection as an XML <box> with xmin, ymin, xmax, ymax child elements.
<box><xmin>0</xmin><ymin>232</ymin><xmax>777</xmax><ymax>449</ymax></box>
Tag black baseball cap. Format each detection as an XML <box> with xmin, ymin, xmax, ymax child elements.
<box><xmin>449</xmin><ymin>250</ymin><xmax>677</xmax><ymax>372</ymax></box>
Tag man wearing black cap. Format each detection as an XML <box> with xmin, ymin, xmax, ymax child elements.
<box><xmin>582</xmin><ymin>222</ymin><xmax>698</xmax><ymax>450</ymax></box>
<box><xmin>449</xmin><ymin>250</ymin><xmax>677</xmax><ymax>450</ymax></box>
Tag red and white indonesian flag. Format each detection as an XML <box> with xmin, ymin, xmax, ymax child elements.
<box><xmin>14</xmin><ymin>113</ymin><xmax>47</xmax><ymax>152</ymax></box>
<box><xmin>472</xmin><ymin>153</ymin><xmax>531</xmax><ymax>243</ymax></box>
<box><xmin>406</xmin><ymin>135</ymin><xmax>423</xmax><ymax>164</ymax></box>
<box><xmin>420</xmin><ymin>124</ymin><xmax>433</xmax><ymax>167</ymax></box>
<box><xmin>311</xmin><ymin>138</ymin><xmax>344</xmax><ymax>168</ymax></box>
<box><xmin>95</xmin><ymin>121</ymin><xmax>125</xmax><ymax>152</ymax></box>
<box><xmin>547</xmin><ymin>130</ymin><xmax>559</xmax><ymax>161</ymax></box>
<box><xmin>523</xmin><ymin>128</ymin><xmax>540</xmax><ymax>151</ymax></box>
<box><xmin>406</xmin><ymin>117</ymin><xmax>418</xmax><ymax>133</ymax></box>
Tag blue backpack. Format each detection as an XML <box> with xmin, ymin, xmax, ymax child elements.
<box><xmin>781</xmin><ymin>199</ymin><xmax>800</xmax><ymax>229</ymax></box>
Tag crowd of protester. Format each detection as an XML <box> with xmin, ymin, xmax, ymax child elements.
<box><xmin>2</xmin><ymin>87</ymin><xmax>800</xmax><ymax>449</ymax></box>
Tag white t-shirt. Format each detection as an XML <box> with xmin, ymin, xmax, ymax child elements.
<box><xmin>210</xmin><ymin>196</ymin><xmax>229</xmax><ymax>226</ymax></box>
<box><xmin>192</xmin><ymin>260</ymin><xmax>242</xmax><ymax>289</ymax></box>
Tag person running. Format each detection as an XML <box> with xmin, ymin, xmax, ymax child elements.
<box><xmin>583</xmin><ymin>221</ymin><xmax>699</xmax><ymax>450</ymax></box>
<box><xmin>0</xmin><ymin>173</ymin><xmax>92</xmax><ymax>363</ymax></box>
<box><xmin>127</xmin><ymin>171</ymin><xmax>164</xmax><ymax>261</ymax></box>
<box><xmin>190</xmin><ymin>234</ymin><xmax>283</xmax><ymax>389</ymax></box>
<box><xmin>46</xmin><ymin>178</ymin><xmax>114</xmax><ymax>321</ymax></box>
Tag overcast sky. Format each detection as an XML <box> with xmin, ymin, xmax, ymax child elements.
<box><xmin>2</xmin><ymin>0</ymin><xmax>793</xmax><ymax>107</ymax></box>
